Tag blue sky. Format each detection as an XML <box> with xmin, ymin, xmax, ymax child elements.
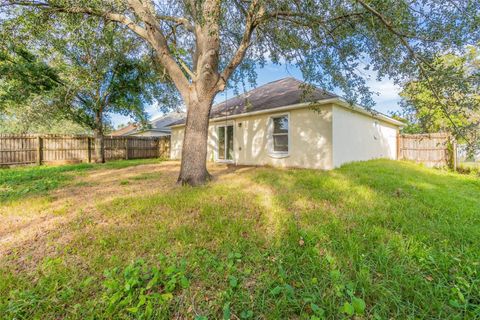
<box><xmin>111</xmin><ymin>63</ymin><xmax>402</xmax><ymax>127</ymax></box>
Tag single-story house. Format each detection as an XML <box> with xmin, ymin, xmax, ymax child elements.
<box><xmin>111</xmin><ymin>112</ymin><xmax>185</xmax><ymax>137</ymax></box>
<box><xmin>169</xmin><ymin>77</ymin><xmax>404</xmax><ymax>170</ymax></box>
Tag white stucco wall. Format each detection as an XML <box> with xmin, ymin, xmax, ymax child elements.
<box><xmin>332</xmin><ymin>105</ymin><xmax>398</xmax><ymax>168</ymax></box>
<box><xmin>171</xmin><ymin>103</ymin><xmax>400</xmax><ymax>170</ymax></box>
<box><xmin>170</xmin><ymin>127</ymin><xmax>184</xmax><ymax>159</ymax></box>
<box><xmin>171</xmin><ymin>105</ymin><xmax>334</xmax><ymax>169</ymax></box>
<box><xmin>232</xmin><ymin>105</ymin><xmax>333</xmax><ymax>169</ymax></box>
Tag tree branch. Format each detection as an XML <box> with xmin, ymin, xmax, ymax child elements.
<box><xmin>6</xmin><ymin>1</ymin><xmax>149</xmax><ymax>39</ymax></box>
<box><xmin>356</xmin><ymin>0</ymin><xmax>471</xmax><ymax>145</ymax></box>
<box><xmin>7</xmin><ymin>0</ymin><xmax>192</xmax><ymax>95</ymax></box>
<box><xmin>126</xmin><ymin>0</ymin><xmax>191</xmax><ymax>94</ymax></box>
<box><xmin>156</xmin><ymin>14</ymin><xmax>194</xmax><ymax>32</ymax></box>
<box><xmin>219</xmin><ymin>0</ymin><xmax>262</xmax><ymax>90</ymax></box>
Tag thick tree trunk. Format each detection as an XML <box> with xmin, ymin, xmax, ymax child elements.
<box><xmin>177</xmin><ymin>96</ymin><xmax>214</xmax><ymax>186</ymax></box>
<box><xmin>94</xmin><ymin>111</ymin><xmax>105</xmax><ymax>163</ymax></box>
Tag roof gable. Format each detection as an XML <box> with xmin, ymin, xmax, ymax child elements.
<box><xmin>149</xmin><ymin>112</ymin><xmax>185</xmax><ymax>130</ymax></box>
<box><xmin>111</xmin><ymin>112</ymin><xmax>185</xmax><ymax>136</ymax></box>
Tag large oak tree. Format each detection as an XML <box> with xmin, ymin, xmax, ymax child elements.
<box><xmin>3</xmin><ymin>0</ymin><xmax>479</xmax><ymax>184</ymax></box>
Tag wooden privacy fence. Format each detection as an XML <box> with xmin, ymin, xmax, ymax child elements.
<box><xmin>397</xmin><ymin>133</ymin><xmax>456</xmax><ymax>168</ymax></box>
<box><xmin>0</xmin><ymin>134</ymin><xmax>170</xmax><ymax>166</ymax></box>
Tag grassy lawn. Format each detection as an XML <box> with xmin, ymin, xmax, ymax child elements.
<box><xmin>0</xmin><ymin>158</ymin><xmax>163</xmax><ymax>203</ymax></box>
<box><xmin>0</xmin><ymin>159</ymin><xmax>479</xmax><ymax>319</ymax></box>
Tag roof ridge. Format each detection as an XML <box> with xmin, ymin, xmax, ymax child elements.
<box><xmin>212</xmin><ymin>77</ymin><xmax>306</xmax><ymax>110</ymax></box>
<box><xmin>150</xmin><ymin>111</ymin><xmax>185</xmax><ymax>122</ymax></box>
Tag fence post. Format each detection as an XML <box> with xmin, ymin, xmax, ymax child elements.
<box><xmin>396</xmin><ymin>134</ymin><xmax>401</xmax><ymax>160</ymax></box>
<box><xmin>87</xmin><ymin>137</ymin><xmax>92</xmax><ymax>163</ymax></box>
<box><xmin>453</xmin><ymin>139</ymin><xmax>457</xmax><ymax>172</ymax></box>
<box><xmin>157</xmin><ymin>138</ymin><xmax>163</xmax><ymax>158</ymax></box>
<box><xmin>36</xmin><ymin>136</ymin><xmax>43</xmax><ymax>165</ymax></box>
<box><xmin>125</xmin><ymin>137</ymin><xmax>129</xmax><ymax>160</ymax></box>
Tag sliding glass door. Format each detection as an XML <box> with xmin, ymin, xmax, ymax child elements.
<box><xmin>217</xmin><ymin>125</ymin><xmax>234</xmax><ymax>161</ymax></box>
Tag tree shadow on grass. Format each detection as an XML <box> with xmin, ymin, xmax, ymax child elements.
<box><xmin>59</xmin><ymin>160</ymin><xmax>479</xmax><ymax>318</ymax></box>
<box><xmin>251</xmin><ymin>159</ymin><xmax>480</xmax><ymax>319</ymax></box>
<box><xmin>2</xmin><ymin>160</ymin><xmax>479</xmax><ymax>319</ymax></box>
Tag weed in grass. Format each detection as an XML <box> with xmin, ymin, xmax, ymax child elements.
<box><xmin>130</xmin><ymin>172</ymin><xmax>163</xmax><ymax>181</ymax></box>
<box><xmin>101</xmin><ymin>257</ymin><xmax>189</xmax><ymax>319</ymax></box>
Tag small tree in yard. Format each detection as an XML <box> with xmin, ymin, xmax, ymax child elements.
<box><xmin>3</xmin><ymin>0</ymin><xmax>479</xmax><ymax>183</ymax></box>
<box><xmin>399</xmin><ymin>46</ymin><xmax>480</xmax><ymax>154</ymax></box>
<box><xmin>1</xmin><ymin>17</ymin><xmax>175</xmax><ymax>162</ymax></box>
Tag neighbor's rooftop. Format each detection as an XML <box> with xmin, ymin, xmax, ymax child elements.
<box><xmin>111</xmin><ymin>112</ymin><xmax>185</xmax><ymax>136</ymax></box>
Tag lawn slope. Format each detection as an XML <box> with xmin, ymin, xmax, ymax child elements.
<box><xmin>0</xmin><ymin>160</ymin><xmax>479</xmax><ymax>319</ymax></box>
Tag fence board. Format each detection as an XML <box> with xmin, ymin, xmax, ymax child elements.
<box><xmin>398</xmin><ymin>133</ymin><xmax>454</xmax><ymax>168</ymax></box>
<box><xmin>0</xmin><ymin>134</ymin><xmax>170</xmax><ymax>166</ymax></box>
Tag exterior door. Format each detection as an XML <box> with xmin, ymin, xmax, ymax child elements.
<box><xmin>217</xmin><ymin>125</ymin><xmax>234</xmax><ymax>161</ymax></box>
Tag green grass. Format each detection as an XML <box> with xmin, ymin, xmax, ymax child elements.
<box><xmin>1</xmin><ymin>160</ymin><xmax>479</xmax><ymax>319</ymax></box>
<box><xmin>458</xmin><ymin>161</ymin><xmax>480</xmax><ymax>176</ymax></box>
<box><xmin>0</xmin><ymin>158</ymin><xmax>162</xmax><ymax>203</ymax></box>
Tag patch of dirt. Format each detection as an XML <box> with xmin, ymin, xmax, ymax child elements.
<box><xmin>0</xmin><ymin>161</ymin><xmax>237</xmax><ymax>269</ymax></box>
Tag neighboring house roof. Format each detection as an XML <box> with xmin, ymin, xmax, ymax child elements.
<box><xmin>169</xmin><ymin>77</ymin><xmax>403</xmax><ymax>127</ymax></box>
<box><xmin>111</xmin><ymin>112</ymin><xmax>185</xmax><ymax>136</ymax></box>
<box><xmin>147</xmin><ymin>112</ymin><xmax>185</xmax><ymax>134</ymax></box>
<box><xmin>111</xmin><ymin>123</ymin><xmax>138</xmax><ymax>136</ymax></box>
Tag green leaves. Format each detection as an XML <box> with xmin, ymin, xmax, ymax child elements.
<box><xmin>351</xmin><ymin>296</ymin><xmax>366</xmax><ymax>315</ymax></box>
<box><xmin>240</xmin><ymin>309</ymin><xmax>253</xmax><ymax>319</ymax></box>
<box><xmin>228</xmin><ymin>275</ymin><xmax>238</xmax><ymax>289</ymax></box>
<box><xmin>102</xmin><ymin>258</ymin><xmax>189</xmax><ymax>319</ymax></box>
<box><xmin>310</xmin><ymin>303</ymin><xmax>325</xmax><ymax>317</ymax></box>
<box><xmin>341</xmin><ymin>301</ymin><xmax>355</xmax><ymax>316</ymax></box>
<box><xmin>399</xmin><ymin>46</ymin><xmax>480</xmax><ymax>150</ymax></box>
<box><xmin>0</xmin><ymin>43</ymin><xmax>60</xmax><ymax>108</ymax></box>
<box><xmin>270</xmin><ymin>285</ymin><xmax>283</xmax><ymax>297</ymax></box>
<box><xmin>0</xmin><ymin>15</ymin><xmax>179</xmax><ymax>134</ymax></box>
<box><xmin>340</xmin><ymin>297</ymin><xmax>366</xmax><ymax>316</ymax></box>
<box><xmin>222</xmin><ymin>302</ymin><xmax>231</xmax><ymax>320</ymax></box>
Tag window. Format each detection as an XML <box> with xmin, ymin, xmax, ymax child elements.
<box><xmin>271</xmin><ymin>115</ymin><xmax>289</xmax><ymax>153</ymax></box>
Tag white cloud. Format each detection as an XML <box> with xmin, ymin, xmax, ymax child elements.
<box><xmin>365</xmin><ymin>77</ymin><xmax>402</xmax><ymax>114</ymax></box>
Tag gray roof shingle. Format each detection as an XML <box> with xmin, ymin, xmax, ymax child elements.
<box><xmin>112</xmin><ymin>112</ymin><xmax>185</xmax><ymax>136</ymax></box>
<box><xmin>170</xmin><ymin>77</ymin><xmax>336</xmax><ymax>126</ymax></box>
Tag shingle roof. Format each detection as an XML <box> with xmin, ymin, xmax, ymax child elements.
<box><xmin>170</xmin><ymin>77</ymin><xmax>337</xmax><ymax>126</ymax></box>
<box><xmin>111</xmin><ymin>123</ymin><xmax>138</xmax><ymax>136</ymax></box>
<box><xmin>111</xmin><ymin>112</ymin><xmax>185</xmax><ymax>136</ymax></box>
<box><xmin>149</xmin><ymin>112</ymin><xmax>185</xmax><ymax>131</ymax></box>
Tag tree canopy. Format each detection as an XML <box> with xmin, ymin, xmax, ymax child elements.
<box><xmin>0</xmin><ymin>12</ymin><xmax>179</xmax><ymax>136</ymax></box>
<box><xmin>399</xmin><ymin>46</ymin><xmax>480</xmax><ymax>151</ymax></box>
<box><xmin>0</xmin><ymin>44</ymin><xmax>60</xmax><ymax>109</ymax></box>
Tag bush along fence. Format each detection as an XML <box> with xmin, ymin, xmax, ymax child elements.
<box><xmin>0</xmin><ymin>134</ymin><xmax>170</xmax><ymax>166</ymax></box>
<box><xmin>397</xmin><ymin>133</ymin><xmax>457</xmax><ymax>169</ymax></box>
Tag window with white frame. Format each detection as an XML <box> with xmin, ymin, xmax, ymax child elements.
<box><xmin>271</xmin><ymin>114</ymin><xmax>289</xmax><ymax>153</ymax></box>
